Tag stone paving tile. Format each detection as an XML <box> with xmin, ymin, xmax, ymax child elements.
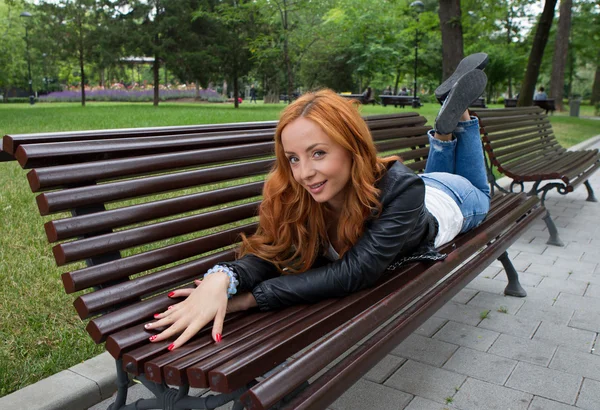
<box><xmin>508</xmin><ymin>241</ymin><xmax>547</xmax><ymax>255</ymax></box>
<box><xmin>414</xmin><ymin>317</ymin><xmax>448</xmax><ymax>338</ymax></box>
<box><xmin>330</xmin><ymin>379</ymin><xmax>413</xmax><ymax>410</ymax></box>
<box><xmin>564</xmin><ymin>271</ymin><xmax>600</xmax><ymax>286</ymax></box>
<box><xmin>478</xmin><ymin>266</ymin><xmax>502</xmax><ymax>279</ymax></box>
<box><xmin>532</xmin><ymin>321</ymin><xmax>595</xmax><ymax>352</ymax></box>
<box><xmin>442</xmin><ymin>347</ymin><xmax>517</xmax><ymax>385</ymax></box>
<box><xmin>465</xmin><ymin>277</ymin><xmax>505</xmax><ymax>295</ymax></box>
<box><xmin>542</xmin><ymin>244</ymin><xmax>585</xmax><ymax>259</ymax></box>
<box><xmin>490</xmin><ymin>258</ymin><xmax>531</xmax><ymax>272</ymax></box>
<box><xmin>477</xmin><ymin>310</ymin><xmax>540</xmax><ymax>338</ymax></box>
<box><xmin>518</xmin><ymin>285</ymin><xmax>559</xmax><ymax>306</ymax></box>
<box><xmin>505</xmin><ymin>362</ymin><xmax>582</xmax><ymax>405</ymax></box>
<box><xmin>584</xmin><ymin>283</ymin><xmax>600</xmax><ymax>298</ymax></box>
<box><xmin>452</xmin><ymin>288</ymin><xmax>478</xmax><ymax>304</ymax></box>
<box><xmin>363</xmin><ymin>355</ymin><xmax>406</xmax><ymax>384</ymax></box>
<box><xmin>568</xmin><ymin>309</ymin><xmax>600</xmax><ymax>332</ymax></box>
<box><xmin>537</xmin><ymin>277</ymin><xmax>588</xmax><ymax>296</ymax></box>
<box><xmin>452</xmin><ymin>377</ymin><xmax>531</xmax><ymax>410</ymax></box>
<box><xmin>391</xmin><ymin>334</ymin><xmax>458</xmax><ymax>367</ymax></box>
<box><xmin>525</xmin><ymin>263</ymin><xmax>574</xmax><ymax>279</ymax></box>
<box><xmin>466</xmin><ymin>291</ymin><xmax>525</xmax><ymax>313</ymax></box>
<box><xmin>576</xmin><ymin>378</ymin><xmax>600</xmax><ymax>410</ymax></box>
<box><xmin>404</xmin><ymin>396</ymin><xmax>457</xmax><ymax>410</ymax></box>
<box><xmin>553</xmin><ymin>258</ymin><xmax>598</xmax><ymax>274</ymax></box>
<box><xmin>384</xmin><ymin>360</ymin><xmax>466</xmax><ymax>404</ymax></box>
<box><xmin>433</xmin><ymin>321</ymin><xmax>500</xmax><ymax>352</ymax></box>
<box><xmin>515</xmin><ymin>300</ymin><xmax>574</xmax><ymax>326</ymax></box>
<box><xmin>514</xmin><ymin>251</ymin><xmax>558</xmax><ymax>266</ymax></box>
<box><xmin>528</xmin><ymin>397</ymin><xmax>579</xmax><ymax>410</ymax></box>
<box><xmin>582</xmin><ymin>252</ymin><xmax>600</xmax><ymax>264</ymax></box>
<box><xmin>432</xmin><ymin>302</ymin><xmax>483</xmax><ymax>327</ymax></box>
<box><xmin>548</xmin><ymin>347</ymin><xmax>600</xmax><ymax>381</ymax></box>
<box><xmin>554</xmin><ymin>292</ymin><xmax>600</xmax><ymax>312</ymax></box>
<box><xmin>488</xmin><ymin>333</ymin><xmax>556</xmax><ymax>367</ymax></box>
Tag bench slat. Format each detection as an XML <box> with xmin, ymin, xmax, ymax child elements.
<box><xmin>481</xmin><ymin>117</ymin><xmax>550</xmax><ymax>135</ymax></box>
<box><xmin>73</xmin><ymin>227</ymin><xmax>253</xmax><ymax>319</ymax></box>
<box><xmin>62</xmin><ymin>224</ymin><xmax>256</xmax><ymax>294</ymax></box>
<box><xmin>47</xmin><ymin>182</ymin><xmax>263</xmax><ymax>242</ymax></box>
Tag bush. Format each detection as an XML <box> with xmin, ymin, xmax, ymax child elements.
<box><xmin>39</xmin><ymin>89</ymin><xmax>226</xmax><ymax>103</ymax></box>
<box><xmin>595</xmin><ymin>102</ymin><xmax>600</xmax><ymax>116</ymax></box>
<box><xmin>497</xmin><ymin>97</ymin><xmax>505</xmax><ymax>105</ymax></box>
<box><xmin>4</xmin><ymin>97</ymin><xmax>38</xmax><ymax>103</ymax></box>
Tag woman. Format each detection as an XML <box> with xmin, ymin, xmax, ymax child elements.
<box><xmin>145</xmin><ymin>53</ymin><xmax>491</xmax><ymax>351</ymax></box>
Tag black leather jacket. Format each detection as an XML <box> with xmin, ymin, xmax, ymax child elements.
<box><xmin>223</xmin><ymin>161</ymin><xmax>444</xmax><ymax>311</ymax></box>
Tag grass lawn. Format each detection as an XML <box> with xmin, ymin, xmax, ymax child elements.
<box><xmin>0</xmin><ymin>100</ymin><xmax>599</xmax><ymax>397</ymax></box>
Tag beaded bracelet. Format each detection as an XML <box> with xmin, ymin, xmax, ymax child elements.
<box><xmin>204</xmin><ymin>264</ymin><xmax>239</xmax><ymax>299</ymax></box>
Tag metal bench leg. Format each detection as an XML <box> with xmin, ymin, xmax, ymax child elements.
<box><xmin>498</xmin><ymin>252</ymin><xmax>527</xmax><ymax>297</ymax></box>
<box><xmin>584</xmin><ymin>180</ymin><xmax>598</xmax><ymax>202</ymax></box>
<box><xmin>539</xmin><ymin>184</ymin><xmax>565</xmax><ymax>247</ymax></box>
<box><xmin>108</xmin><ymin>359</ymin><xmax>131</xmax><ymax>410</ymax></box>
<box><xmin>527</xmin><ymin>181</ymin><xmax>541</xmax><ymax>196</ymax></box>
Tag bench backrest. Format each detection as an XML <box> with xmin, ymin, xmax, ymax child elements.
<box><xmin>470</xmin><ymin>107</ymin><xmax>564</xmax><ymax>180</ymax></box>
<box><xmin>17</xmin><ymin>112</ymin><xmax>431</xmax><ymax>355</ymax></box>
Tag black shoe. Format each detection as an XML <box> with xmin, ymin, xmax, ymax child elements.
<box><xmin>434</xmin><ymin>70</ymin><xmax>487</xmax><ymax>135</ymax></box>
<box><xmin>435</xmin><ymin>53</ymin><xmax>488</xmax><ymax>103</ymax></box>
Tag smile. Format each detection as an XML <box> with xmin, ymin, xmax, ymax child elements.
<box><xmin>308</xmin><ymin>180</ymin><xmax>327</xmax><ymax>193</ymax></box>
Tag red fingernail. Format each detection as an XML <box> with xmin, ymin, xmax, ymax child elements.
<box><xmin>149</xmin><ymin>335</ymin><xmax>157</xmax><ymax>341</ymax></box>
<box><xmin>153</xmin><ymin>313</ymin><xmax>160</xmax><ymax>318</ymax></box>
<box><xmin>167</xmin><ymin>344</ymin><xmax>175</xmax><ymax>351</ymax></box>
<box><xmin>168</xmin><ymin>306</ymin><xmax>173</xmax><ymax>310</ymax></box>
<box><xmin>215</xmin><ymin>333</ymin><xmax>222</xmax><ymax>343</ymax></box>
<box><xmin>168</xmin><ymin>292</ymin><xmax>175</xmax><ymax>297</ymax></box>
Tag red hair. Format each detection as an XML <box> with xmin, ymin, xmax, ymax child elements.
<box><xmin>239</xmin><ymin>89</ymin><xmax>398</xmax><ymax>273</ymax></box>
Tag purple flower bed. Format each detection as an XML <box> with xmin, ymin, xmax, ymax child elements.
<box><xmin>39</xmin><ymin>88</ymin><xmax>225</xmax><ymax>103</ymax></box>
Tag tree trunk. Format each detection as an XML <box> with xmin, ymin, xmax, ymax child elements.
<box><xmin>517</xmin><ymin>0</ymin><xmax>558</xmax><ymax>107</ymax></box>
<box><xmin>438</xmin><ymin>0</ymin><xmax>464</xmax><ymax>81</ymax></box>
<box><xmin>80</xmin><ymin>49</ymin><xmax>86</xmax><ymax>107</ymax></box>
<box><xmin>233</xmin><ymin>73</ymin><xmax>239</xmax><ymax>108</ymax></box>
<box><xmin>591</xmin><ymin>51</ymin><xmax>600</xmax><ymax>105</ymax></box>
<box><xmin>283</xmin><ymin>0</ymin><xmax>293</xmax><ymax>103</ymax></box>
<box><xmin>153</xmin><ymin>54</ymin><xmax>160</xmax><ymax>106</ymax></box>
<box><xmin>549</xmin><ymin>0</ymin><xmax>572</xmax><ymax>111</ymax></box>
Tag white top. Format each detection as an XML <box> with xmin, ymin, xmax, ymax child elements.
<box><xmin>323</xmin><ymin>185</ymin><xmax>463</xmax><ymax>261</ymax></box>
<box><xmin>424</xmin><ymin>185</ymin><xmax>463</xmax><ymax>248</ymax></box>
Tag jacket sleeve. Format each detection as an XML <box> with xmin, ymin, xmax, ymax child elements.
<box><xmin>221</xmin><ymin>254</ymin><xmax>281</xmax><ymax>293</ymax></box>
<box><xmin>251</xmin><ymin>172</ymin><xmax>427</xmax><ymax>311</ymax></box>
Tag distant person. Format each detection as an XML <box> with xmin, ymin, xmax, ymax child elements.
<box><xmin>533</xmin><ymin>87</ymin><xmax>547</xmax><ymax>101</ymax></box>
<box><xmin>398</xmin><ymin>87</ymin><xmax>408</xmax><ymax>96</ymax></box>
<box><xmin>362</xmin><ymin>86</ymin><xmax>375</xmax><ymax>104</ymax></box>
<box><xmin>250</xmin><ymin>85</ymin><xmax>257</xmax><ymax>104</ymax></box>
<box><xmin>383</xmin><ymin>86</ymin><xmax>393</xmax><ymax>95</ymax></box>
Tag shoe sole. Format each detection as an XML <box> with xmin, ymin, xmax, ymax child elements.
<box><xmin>434</xmin><ymin>53</ymin><xmax>489</xmax><ymax>102</ymax></box>
<box><xmin>435</xmin><ymin>70</ymin><xmax>487</xmax><ymax>135</ymax></box>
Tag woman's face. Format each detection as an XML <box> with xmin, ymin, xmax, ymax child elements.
<box><xmin>281</xmin><ymin>117</ymin><xmax>353</xmax><ymax>212</ymax></box>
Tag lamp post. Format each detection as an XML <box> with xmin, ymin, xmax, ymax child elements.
<box><xmin>410</xmin><ymin>1</ymin><xmax>424</xmax><ymax>108</ymax></box>
<box><xmin>20</xmin><ymin>11</ymin><xmax>34</xmax><ymax>105</ymax></box>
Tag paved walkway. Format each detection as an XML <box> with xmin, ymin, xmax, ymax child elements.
<box><xmin>90</xmin><ymin>139</ymin><xmax>600</xmax><ymax>410</ymax></box>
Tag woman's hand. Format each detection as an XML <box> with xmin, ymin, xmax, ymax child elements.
<box><xmin>144</xmin><ymin>271</ymin><xmax>230</xmax><ymax>350</ymax></box>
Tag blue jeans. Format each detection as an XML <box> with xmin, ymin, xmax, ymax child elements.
<box><xmin>420</xmin><ymin>117</ymin><xmax>490</xmax><ymax>233</ymax></box>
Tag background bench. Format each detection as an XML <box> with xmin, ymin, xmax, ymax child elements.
<box><xmin>471</xmin><ymin>106</ymin><xmax>599</xmax><ymax>247</ymax></box>
<box><xmin>4</xmin><ymin>113</ymin><xmax>543</xmax><ymax>410</ymax></box>
<box><xmin>338</xmin><ymin>93</ymin><xmax>377</xmax><ymax>105</ymax></box>
<box><xmin>503</xmin><ymin>98</ymin><xmax>556</xmax><ymax>115</ymax></box>
<box><xmin>469</xmin><ymin>97</ymin><xmax>487</xmax><ymax>108</ymax></box>
<box><xmin>379</xmin><ymin>95</ymin><xmax>422</xmax><ymax>108</ymax></box>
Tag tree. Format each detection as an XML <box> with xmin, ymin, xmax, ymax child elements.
<box><xmin>438</xmin><ymin>0</ymin><xmax>464</xmax><ymax>81</ymax></box>
<box><xmin>549</xmin><ymin>0</ymin><xmax>572</xmax><ymax>111</ymax></box>
<box><xmin>517</xmin><ymin>0</ymin><xmax>558</xmax><ymax>107</ymax></box>
<box><xmin>0</xmin><ymin>0</ymin><xmax>28</xmax><ymax>100</ymax></box>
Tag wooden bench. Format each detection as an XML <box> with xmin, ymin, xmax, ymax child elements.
<box><xmin>4</xmin><ymin>112</ymin><xmax>544</xmax><ymax>410</ymax></box>
<box><xmin>533</xmin><ymin>99</ymin><xmax>556</xmax><ymax>115</ymax></box>
<box><xmin>503</xmin><ymin>98</ymin><xmax>555</xmax><ymax>115</ymax></box>
<box><xmin>469</xmin><ymin>97</ymin><xmax>487</xmax><ymax>108</ymax></box>
<box><xmin>471</xmin><ymin>106</ymin><xmax>599</xmax><ymax>247</ymax></box>
<box><xmin>379</xmin><ymin>95</ymin><xmax>421</xmax><ymax>108</ymax></box>
<box><xmin>338</xmin><ymin>93</ymin><xmax>377</xmax><ymax>105</ymax></box>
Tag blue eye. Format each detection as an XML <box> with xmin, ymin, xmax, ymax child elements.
<box><xmin>313</xmin><ymin>150</ymin><xmax>325</xmax><ymax>158</ymax></box>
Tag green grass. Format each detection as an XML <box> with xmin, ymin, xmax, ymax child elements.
<box><xmin>0</xmin><ymin>100</ymin><xmax>599</xmax><ymax>397</ymax></box>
